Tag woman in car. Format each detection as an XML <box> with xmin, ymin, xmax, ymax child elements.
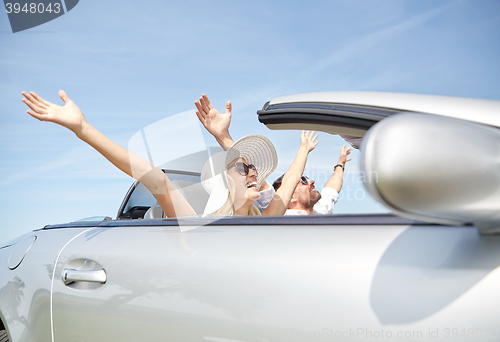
<box><xmin>21</xmin><ymin>90</ymin><xmax>318</xmax><ymax>216</ymax></box>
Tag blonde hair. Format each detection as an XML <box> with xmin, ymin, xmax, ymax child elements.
<box><xmin>213</xmin><ymin>175</ymin><xmax>262</xmax><ymax>216</ymax></box>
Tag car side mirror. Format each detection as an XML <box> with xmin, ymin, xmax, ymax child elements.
<box><xmin>361</xmin><ymin>113</ymin><xmax>500</xmax><ymax>235</ymax></box>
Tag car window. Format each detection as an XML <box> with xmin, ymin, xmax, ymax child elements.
<box><xmin>118</xmin><ymin>171</ymin><xmax>207</xmax><ymax>219</ymax></box>
<box><xmin>122</xmin><ymin>182</ymin><xmax>158</xmax><ymax>217</ymax></box>
<box><xmin>263</xmin><ymin>131</ymin><xmax>390</xmax><ymax>216</ymax></box>
<box><xmin>118</xmin><ymin>133</ymin><xmax>391</xmax><ymax>220</ymax></box>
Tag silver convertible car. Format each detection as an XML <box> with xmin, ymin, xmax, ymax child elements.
<box><xmin>1</xmin><ymin>92</ymin><xmax>500</xmax><ymax>342</ymax></box>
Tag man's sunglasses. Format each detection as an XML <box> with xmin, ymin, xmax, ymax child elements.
<box><xmin>227</xmin><ymin>162</ymin><xmax>258</xmax><ymax>176</ymax></box>
<box><xmin>273</xmin><ymin>175</ymin><xmax>309</xmax><ymax>190</ymax></box>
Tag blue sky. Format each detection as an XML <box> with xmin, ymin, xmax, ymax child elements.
<box><xmin>1</xmin><ymin>0</ymin><xmax>499</xmax><ymax>244</ymax></box>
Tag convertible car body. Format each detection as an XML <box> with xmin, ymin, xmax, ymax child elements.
<box><xmin>1</xmin><ymin>92</ymin><xmax>500</xmax><ymax>342</ymax></box>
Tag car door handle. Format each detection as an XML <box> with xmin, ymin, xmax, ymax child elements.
<box><xmin>62</xmin><ymin>269</ymin><xmax>107</xmax><ymax>285</ymax></box>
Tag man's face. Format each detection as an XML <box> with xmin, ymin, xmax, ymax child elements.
<box><xmin>293</xmin><ymin>176</ymin><xmax>321</xmax><ymax>208</ymax></box>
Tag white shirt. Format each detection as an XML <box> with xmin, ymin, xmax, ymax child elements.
<box><xmin>285</xmin><ymin>187</ymin><xmax>339</xmax><ymax>215</ymax></box>
<box><xmin>257</xmin><ymin>185</ymin><xmax>339</xmax><ymax>215</ymax></box>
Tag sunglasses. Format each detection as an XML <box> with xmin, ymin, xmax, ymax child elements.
<box><xmin>300</xmin><ymin>176</ymin><xmax>309</xmax><ymax>185</ymax></box>
<box><xmin>227</xmin><ymin>162</ymin><xmax>258</xmax><ymax>176</ymax></box>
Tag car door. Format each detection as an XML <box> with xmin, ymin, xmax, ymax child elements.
<box><xmin>50</xmin><ymin>216</ymin><xmax>500</xmax><ymax>342</ymax></box>
<box><xmin>0</xmin><ymin>226</ymin><xmax>98</xmax><ymax>342</ymax></box>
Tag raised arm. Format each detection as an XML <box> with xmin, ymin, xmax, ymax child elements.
<box><xmin>21</xmin><ymin>90</ymin><xmax>195</xmax><ymax>218</ymax></box>
<box><xmin>195</xmin><ymin>94</ymin><xmax>271</xmax><ymax>193</ymax></box>
<box><xmin>194</xmin><ymin>94</ymin><xmax>234</xmax><ymax>150</ymax></box>
<box><xmin>262</xmin><ymin>130</ymin><xmax>318</xmax><ymax>216</ymax></box>
<box><xmin>325</xmin><ymin>144</ymin><xmax>352</xmax><ymax>193</ymax></box>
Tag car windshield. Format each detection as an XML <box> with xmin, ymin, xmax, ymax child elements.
<box><xmin>118</xmin><ymin>131</ymin><xmax>389</xmax><ymax>220</ymax></box>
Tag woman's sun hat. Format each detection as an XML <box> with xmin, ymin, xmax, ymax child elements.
<box><xmin>201</xmin><ymin>134</ymin><xmax>278</xmax><ymax>215</ymax></box>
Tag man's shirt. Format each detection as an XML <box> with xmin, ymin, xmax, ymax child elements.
<box><xmin>284</xmin><ymin>187</ymin><xmax>339</xmax><ymax>215</ymax></box>
<box><xmin>257</xmin><ymin>185</ymin><xmax>339</xmax><ymax>215</ymax></box>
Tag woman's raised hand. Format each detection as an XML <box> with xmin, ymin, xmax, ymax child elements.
<box><xmin>194</xmin><ymin>94</ymin><xmax>232</xmax><ymax>139</ymax></box>
<box><xmin>300</xmin><ymin>130</ymin><xmax>319</xmax><ymax>153</ymax></box>
<box><xmin>22</xmin><ymin>90</ymin><xmax>86</xmax><ymax>135</ymax></box>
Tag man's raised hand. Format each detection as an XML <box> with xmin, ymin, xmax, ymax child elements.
<box><xmin>338</xmin><ymin>144</ymin><xmax>352</xmax><ymax>165</ymax></box>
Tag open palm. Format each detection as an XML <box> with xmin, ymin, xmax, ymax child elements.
<box><xmin>301</xmin><ymin>130</ymin><xmax>319</xmax><ymax>153</ymax></box>
<box><xmin>195</xmin><ymin>94</ymin><xmax>231</xmax><ymax>138</ymax></box>
<box><xmin>338</xmin><ymin>144</ymin><xmax>352</xmax><ymax>164</ymax></box>
<box><xmin>22</xmin><ymin>90</ymin><xmax>86</xmax><ymax>134</ymax></box>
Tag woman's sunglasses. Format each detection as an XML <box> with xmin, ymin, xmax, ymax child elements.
<box><xmin>227</xmin><ymin>162</ymin><xmax>258</xmax><ymax>176</ymax></box>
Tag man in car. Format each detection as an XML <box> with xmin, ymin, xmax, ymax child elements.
<box><xmin>194</xmin><ymin>93</ymin><xmax>351</xmax><ymax>215</ymax></box>
<box><xmin>270</xmin><ymin>144</ymin><xmax>351</xmax><ymax>215</ymax></box>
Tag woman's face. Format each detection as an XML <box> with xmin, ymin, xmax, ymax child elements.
<box><xmin>226</xmin><ymin>157</ymin><xmax>261</xmax><ymax>209</ymax></box>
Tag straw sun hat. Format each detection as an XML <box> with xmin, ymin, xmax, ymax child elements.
<box><xmin>201</xmin><ymin>134</ymin><xmax>278</xmax><ymax>215</ymax></box>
